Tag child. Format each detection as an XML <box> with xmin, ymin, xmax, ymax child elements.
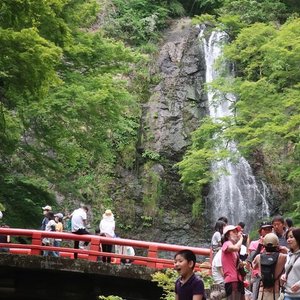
<box><xmin>174</xmin><ymin>249</ymin><xmax>206</xmax><ymax>300</ymax></box>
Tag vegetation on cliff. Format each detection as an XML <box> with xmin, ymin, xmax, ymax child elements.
<box><xmin>178</xmin><ymin>1</ymin><xmax>300</xmax><ymax>224</ymax></box>
<box><xmin>1</xmin><ymin>0</ymin><xmax>300</xmax><ymax>228</ymax></box>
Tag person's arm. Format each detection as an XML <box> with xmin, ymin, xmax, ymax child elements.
<box><xmin>193</xmin><ymin>295</ymin><xmax>203</xmax><ymax>300</ymax></box>
<box><xmin>175</xmin><ymin>294</ymin><xmax>179</xmax><ymax>300</ymax></box>
<box><xmin>246</xmin><ymin>234</ymin><xmax>250</xmax><ymax>249</ymax></box>
<box><xmin>226</xmin><ymin>234</ymin><xmax>243</xmax><ymax>252</ymax></box>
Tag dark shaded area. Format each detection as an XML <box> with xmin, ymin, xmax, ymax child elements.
<box><xmin>0</xmin><ymin>177</ymin><xmax>56</xmax><ymax>229</ymax></box>
<box><xmin>0</xmin><ymin>254</ymin><xmax>163</xmax><ymax>300</ymax></box>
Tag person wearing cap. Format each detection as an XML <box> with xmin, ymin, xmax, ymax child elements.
<box><xmin>71</xmin><ymin>204</ymin><xmax>90</xmax><ymax>259</ymax></box>
<box><xmin>41</xmin><ymin>205</ymin><xmax>52</xmax><ymax>231</ymax></box>
<box><xmin>252</xmin><ymin>233</ymin><xmax>286</xmax><ymax>300</ymax></box>
<box><xmin>247</xmin><ymin>221</ymin><xmax>273</xmax><ymax>300</ymax></box>
<box><xmin>99</xmin><ymin>209</ymin><xmax>115</xmax><ymax>263</ymax></box>
<box><xmin>221</xmin><ymin>224</ymin><xmax>245</xmax><ymax>300</ymax></box>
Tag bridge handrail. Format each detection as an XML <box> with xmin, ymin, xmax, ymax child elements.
<box><xmin>0</xmin><ymin>227</ymin><xmax>212</xmax><ymax>271</ymax></box>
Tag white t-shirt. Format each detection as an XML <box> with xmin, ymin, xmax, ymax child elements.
<box><xmin>212</xmin><ymin>249</ymin><xmax>224</xmax><ymax>284</ymax></box>
<box><xmin>45</xmin><ymin>220</ymin><xmax>56</xmax><ymax>232</ymax></box>
<box><xmin>211</xmin><ymin>231</ymin><xmax>222</xmax><ymax>248</ymax></box>
<box><xmin>71</xmin><ymin>208</ymin><xmax>87</xmax><ymax>232</ymax></box>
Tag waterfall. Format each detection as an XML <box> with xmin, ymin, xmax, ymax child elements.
<box><xmin>200</xmin><ymin>29</ymin><xmax>270</xmax><ymax>229</ymax></box>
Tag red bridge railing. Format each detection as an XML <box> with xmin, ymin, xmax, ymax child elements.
<box><xmin>0</xmin><ymin>228</ymin><xmax>211</xmax><ymax>272</ymax></box>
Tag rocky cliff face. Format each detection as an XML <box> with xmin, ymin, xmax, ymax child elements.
<box><xmin>114</xmin><ymin>19</ymin><xmax>211</xmax><ymax>248</ymax></box>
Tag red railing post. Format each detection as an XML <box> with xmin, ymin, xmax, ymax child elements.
<box><xmin>89</xmin><ymin>237</ymin><xmax>100</xmax><ymax>262</ymax></box>
<box><xmin>148</xmin><ymin>245</ymin><xmax>158</xmax><ymax>268</ymax></box>
<box><xmin>31</xmin><ymin>231</ymin><xmax>42</xmax><ymax>255</ymax></box>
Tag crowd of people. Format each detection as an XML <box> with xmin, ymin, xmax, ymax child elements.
<box><xmin>174</xmin><ymin>216</ymin><xmax>300</xmax><ymax>300</ymax></box>
<box><xmin>208</xmin><ymin>215</ymin><xmax>300</xmax><ymax>300</ymax></box>
<box><xmin>39</xmin><ymin>203</ymin><xmax>134</xmax><ymax>264</ymax></box>
<box><xmin>1</xmin><ymin>206</ymin><xmax>299</xmax><ymax>300</ymax></box>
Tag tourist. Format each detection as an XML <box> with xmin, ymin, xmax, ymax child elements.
<box><xmin>210</xmin><ymin>248</ymin><xmax>226</xmax><ymax>300</ymax></box>
<box><xmin>71</xmin><ymin>203</ymin><xmax>90</xmax><ymax>259</ymax></box>
<box><xmin>252</xmin><ymin>233</ymin><xmax>286</xmax><ymax>300</ymax></box>
<box><xmin>53</xmin><ymin>213</ymin><xmax>63</xmax><ymax>256</ymax></box>
<box><xmin>281</xmin><ymin>227</ymin><xmax>300</xmax><ymax>300</ymax></box>
<box><xmin>285</xmin><ymin>218</ymin><xmax>294</xmax><ymax>239</ymax></box>
<box><xmin>99</xmin><ymin>209</ymin><xmax>115</xmax><ymax>263</ymax></box>
<box><xmin>218</xmin><ymin>216</ymin><xmax>228</xmax><ymax>225</ymax></box>
<box><xmin>247</xmin><ymin>221</ymin><xmax>273</xmax><ymax>300</ymax></box>
<box><xmin>115</xmin><ymin>238</ymin><xmax>135</xmax><ymax>265</ymax></box>
<box><xmin>174</xmin><ymin>249</ymin><xmax>206</xmax><ymax>300</ymax></box>
<box><xmin>0</xmin><ymin>224</ymin><xmax>10</xmax><ymax>252</ymax></box>
<box><xmin>41</xmin><ymin>205</ymin><xmax>52</xmax><ymax>230</ymax></box>
<box><xmin>221</xmin><ymin>225</ymin><xmax>245</xmax><ymax>300</ymax></box>
<box><xmin>43</xmin><ymin>211</ymin><xmax>58</xmax><ymax>257</ymax></box>
<box><xmin>272</xmin><ymin>215</ymin><xmax>288</xmax><ymax>248</ymax></box>
<box><xmin>237</xmin><ymin>221</ymin><xmax>250</xmax><ymax>261</ymax></box>
<box><xmin>211</xmin><ymin>220</ymin><xmax>226</xmax><ymax>255</ymax></box>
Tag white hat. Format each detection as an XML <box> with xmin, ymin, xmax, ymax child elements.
<box><xmin>54</xmin><ymin>213</ymin><xmax>63</xmax><ymax>219</ymax></box>
<box><xmin>0</xmin><ymin>211</ymin><xmax>3</xmax><ymax>219</ymax></box>
<box><xmin>223</xmin><ymin>225</ymin><xmax>239</xmax><ymax>236</ymax></box>
<box><xmin>42</xmin><ymin>205</ymin><xmax>52</xmax><ymax>211</ymax></box>
<box><xmin>103</xmin><ymin>209</ymin><xmax>113</xmax><ymax>217</ymax></box>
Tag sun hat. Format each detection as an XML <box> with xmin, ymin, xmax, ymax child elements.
<box><xmin>102</xmin><ymin>209</ymin><xmax>114</xmax><ymax>218</ymax></box>
<box><xmin>42</xmin><ymin>205</ymin><xmax>52</xmax><ymax>211</ymax></box>
<box><xmin>223</xmin><ymin>225</ymin><xmax>239</xmax><ymax>236</ymax></box>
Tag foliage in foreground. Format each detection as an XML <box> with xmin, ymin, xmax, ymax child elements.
<box><xmin>152</xmin><ymin>269</ymin><xmax>213</xmax><ymax>300</ymax></box>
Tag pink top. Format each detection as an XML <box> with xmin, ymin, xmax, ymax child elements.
<box><xmin>248</xmin><ymin>240</ymin><xmax>262</xmax><ymax>277</ymax></box>
<box><xmin>222</xmin><ymin>240</ymin><xmax>241</xmax><ymax>283</ymax></box>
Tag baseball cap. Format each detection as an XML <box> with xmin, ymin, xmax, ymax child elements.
<box><xmin>223</xmin><ymin>225</ymin><xmax>240</xmax><ymax>236</ymax></box>
<box><xmin>259</xmin><ymin>221</ymin><xmax>273</xmax><ymax>230</ymax></box>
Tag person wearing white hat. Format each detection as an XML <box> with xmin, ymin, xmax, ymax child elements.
<box><xmin>221</xmin><ymin>225</ymin><xmax>245</xmax><ymax>300</ymax></box>
<box><xmin>41</xmin><ymin>205</ymin><xmax>52</xmax><ymax>231</ymax></box>
<box><xmin>99</xmin><ymin>209</ymin><xmax>115</xmax><ymax>263</ymax></box>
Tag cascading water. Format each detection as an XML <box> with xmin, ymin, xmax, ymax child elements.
<box><xmin>200</xmin><ymin>29</ymin><xmax>270</xmax><ymax>229</ymax></box>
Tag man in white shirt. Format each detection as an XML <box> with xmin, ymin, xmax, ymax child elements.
<box><xmin>71</xmin><ymin>204</ymin><xmax>89</xmax><ymax>259</ymax></box>
<box><xmin>210</xmin><ymin>248</ymin><xmax>226</xmax><ymax>300</ymax></box>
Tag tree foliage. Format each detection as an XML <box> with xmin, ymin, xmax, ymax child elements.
<box><xmin>0</xmin><ymin>0</ymin><xmax>142</xmax><ymax>227</ymax></box>
<box><xmin>179</xmin><ymin>16</ymin><xmax>300</xmax><ymax>220</ymax></box>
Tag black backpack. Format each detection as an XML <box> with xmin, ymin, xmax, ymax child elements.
<box><xmin>260</xmin><ymin>252</ymin><xmax>279</xmax><ymax>288</ymax></box>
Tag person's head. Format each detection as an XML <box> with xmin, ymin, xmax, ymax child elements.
<box><xmin>285</xmin><ymin>218</ymin><xmax>293</xmax><ymax>229</ymax></box>
<box><xmin>223</xmin><ymin>225</ymin><xmax>240</xmax><ymax>243</ymax></box>
<box><xmin>238</xmin><ymin>221</ymin><xmax>245</xmax><ymax>229</ymax></box>
<box><xmin>54</xmin><ymin>213</ymin><xmax>63</xmax><ymax>222</ymax></box>
<box><xmin>42</xmin><ymin>205</ymin><xmax>52</xmax><ymax>216</ymax></box>
<box><xmin>286</xmin><ymin>227</ymin><xmax>300</xmax><ymax>252</ymax></box>
<box><xmin>174</xmin><ymin>249</ymin><xmax>196</xmax><ymax>277</ymax></box>
<box><xmin>214</xmin><ymin>220</ymin><xmax>226</xmax><ymax>234</ymax></box>
<box><xmin>259</xmin><ymin>221</ymin><xmax>273</xmax><ymax>237</ymax></box>
<box><xmin>46</xmin><ymin>211</ymin><xmax>55</xmax><ymax>220</ymax></box>
<box><xmin>80</xmin><ymin>203</ymin><xmax>88</xmax><ymax>212</ymax></box>
<box><xmin>218</xmin><ymin>216</ymin><xmax>228</xmax><ymax>225</ymax></box>
<box><xmin>263</xmin><ymin>233</ymin><xmax>279</xmax><ymax>252</ymax></box>
<box><xmin>272</xmin><ymin>215</ymin><xmax>285</xmax><ymax>235</ymax></box>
